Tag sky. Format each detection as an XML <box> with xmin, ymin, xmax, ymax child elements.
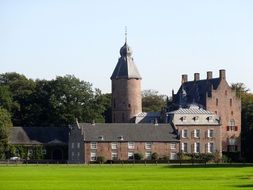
<box><xmin>0</xmin><ymin>0</ymin><xmax>253</xmax><ymax>95</ymax></box>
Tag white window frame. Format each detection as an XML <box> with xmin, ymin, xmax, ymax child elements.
<box><xmin>128</xmin><ymin>142</ymin><xmax>135</xmax><ymax>149</ymax></box>
<box><xmin>90</xmin><ymin>142</ymin><xmax>97</xmax><ymax>149</ymax></box>
<box><xmin>181</xmin><ymin>142</ymin><xmax>187</xmax><ymax>153</ymax></box>
<box><xmin>207</xmin><ymin>129</ymin><xmax>214</xmax><ymax>138</ymax></box>
<box><xmin>194</xmin><ymin>129</ymin><xmax>200</xmax><ymax>138</ymax></box>
<box><xmin>90</xmin><ymin>152</ymin><xmax>97</xmax><ymax>161</ymax></box>
<box><xmin>170</xmin><ymin>152</ymin><xmax>177</xmax><ymax>160</ymax></box>
<box><xmin>111</xmin><ymin>142</ymin><xmax>118</xmax><ymax>150</ymax></box>
<box><xmin>194</xmin><ymin>142</ymin><xmax>200</xmax><ymax>153</ymax></box>
<box><xmin>229</xmin><ymin>138</ymin><xmax>236</xmax><ymax>145</ymax></box>
<box><xmin>145</xmin><ymin>151</ymin><xmax>152</xmax><ymax>160</ymax></box>
<box><xmin>182</xmin><ymin>129</ymin><xmax>188</xmax><ymax>138</ymax></box>
<box><xmin>207</xmin><ymin>142</ymin><xmax>214</xmax><ymax>153</ymax></box>
<box><xmin>128</xmin><ymin>152</ymin><xmax>134</xmax><ymax>160</ymax></box>
<box><xmin>170</xmin><ymin>143</ymin><xmax>176</xmax><ymax>150</ymax></box>
<box><xmin>111</xmin><ymin>152</ymin><xmax>118</xmax><ymax>160</ymax></box>
<box><xmin>145</xmin><ymin>142</ymin><xmax>152</xmax><ymax>150</ymax></box>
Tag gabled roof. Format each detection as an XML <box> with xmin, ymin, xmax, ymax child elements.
<box><xmin>78</xmin><ymin>123</ymin><xmax>179</xmax><ymax>142</ymax></box>
<box><xmin>169</xmin><ymin>104</ymin><xmax>214</xmax><ymax>115</ymax></box>
<box><xmin>9</xmin><ymin>127</ymin><xmax>69</xmax><ymax>145</ymax></box>
<box><xmin>173</xmin><ymin>78</ymin><xmax>221</xmax><ymax>107</ymax></box>
<box><xmin>111</xmin><ymin>42</ymin><xmax>141</xmax><ymax>79</ymax></box>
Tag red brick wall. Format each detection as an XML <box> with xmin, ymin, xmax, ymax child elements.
<box><xmin>111</xmin><ymin>79</ymin><xmax>142</xmax><ymax>123</ymax></box>
<box><xmin>176</xmin><ymin>125</ymin><xmax>222</xmax><ymax>155</ymax></box>
<box><xmin>206</xmin><ymin>80</ymin><xmax>241</xmax><ymax>151</ymax></box>
<box><xmin>84</xmin><ymin>141</ymin><xmax>179</xmax><ymax>162</ymax></box>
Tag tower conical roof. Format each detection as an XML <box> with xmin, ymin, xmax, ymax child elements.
<box><xmin>111</xmin><ymin>42</ymin><xmax>141</xmax><ymax>80</ymax></box>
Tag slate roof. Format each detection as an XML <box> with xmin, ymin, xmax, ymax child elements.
<box><xmin>78</xmin><ymin>123</ymin><xmax>179</xmax><ymax>142</ymax></box>
<box><xmin>9</xmin><ymin>127</ymin><xmax>69</xmax><ymax>145</ymax></box>
<box><xmin>111</xmin><ymin>42</ymin><xmax>141</xmax><ymax>79</ymax></box>
<box><xmin>173</xmin><ymin>78</ymin><xmax>221</xmax><ymax>107</ymax></box>
<box><xmin>169</xmin><ymin>104</ymin><xmax>214</xmax><ymax>115</ymax></box>
<box><xmin>134</xmin><ymin>112</ymin><xmax>161</xmax><ymax>123</ymax></box>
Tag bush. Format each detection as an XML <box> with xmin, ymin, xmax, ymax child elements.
<box><xmin>97</xmin><ymin>156</ymin><xmax>106</xmax><ymax>163</ymax></box>
<box><xmin>134</xmin><ymin>153</ymin><xmax>143</xmax><ymax>160</ymax></box>
<box><xmin>151</xmin><ymin>152</ymin><xmax>159</xmax><ymax>160</ymax></box>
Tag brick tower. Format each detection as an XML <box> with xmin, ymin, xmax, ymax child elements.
<box><xmin>111</xmin><ymin>39</ymin><xmax>142</xmax><ymax>123</ymax></box>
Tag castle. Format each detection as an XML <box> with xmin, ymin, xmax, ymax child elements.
<box><xmin>9</xmin><ymin>39</ymin><xmax>241</xmax><ymax>163</ymax></box>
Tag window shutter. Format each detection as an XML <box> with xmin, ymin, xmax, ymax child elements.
<box><xmin>235</xmin><ymin>126</ymin><xmax>238</xmax><ymax>131</ymax></box>
<box><xmin>227</xmin><ymin>126</ymin><xmax>229</xmax><ymax>131</ymax></box>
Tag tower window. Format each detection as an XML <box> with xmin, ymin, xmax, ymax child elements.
<box><xmin>216</xmin><ymin>98</ymin><xmax>218</xmax><ymax>106</ymax></box>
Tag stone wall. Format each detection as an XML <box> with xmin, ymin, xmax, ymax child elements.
<box><xmin>111</xmin><ymin>78</ymin><xmax>142</xmax><ymax>123</ymax></box>
<box><xmin>84</xmin><ymin>141</ymin><xmax>179</xmax><ymax>162</ymax></box>
<box><xmin>206</xmin><ymin>79</ymin><xmax>241</xmax><ymax>152</ymax></box>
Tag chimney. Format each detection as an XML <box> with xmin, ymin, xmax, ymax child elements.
<box><xmin>194</xmin><ymin>73</ymin><xmax>200</xmax><ymax>81</ymax></box>
<box><xmin>181</xmin><ymin>74</ymin><xmax>188</xmax><ymax>84</ymax></box>
<box><xmin>219</xmin><ymin>69</ymin><xmax>226</xmax><ymax>80</ymax></box>
<box><xmin>207</xmin><ymin>71</ymin><xmax>213</xmax><ymax>79</ymax></box>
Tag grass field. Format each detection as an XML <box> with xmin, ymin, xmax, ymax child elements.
<box><xmin>0</xmin><ymin>164</ymin><xmax>253</xmax><ymax>190</ymax></box>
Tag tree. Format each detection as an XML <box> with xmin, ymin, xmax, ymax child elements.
<box><xmin>142</xmin><ymin>90</ymin><xmax>167</xmax><ymax>112</ymax></box>
<box><xmin>232</xmin><ymin>83</ymin><xmax>253</xmax><ymax>161</ymax></box>
<box><xmin>0</xmin><ymin>108</ymin><xmax>13</xmax><ymax>159</ymax></box>
<box><xmin>0</xmin><ymin>72</ymin><xmax>36</xmax><ymax>126</ymax></box>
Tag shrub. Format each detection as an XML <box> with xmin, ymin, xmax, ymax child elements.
<box><xmin>97</xmin><ymin>156</ymin><xmax>106</xmax><ymax>163</ymax></box>
<box><xmin>134</xmin><ymin>153</ymin><xmax>143</xmax><ymax>160</ymax></box>
<box><xmin>151</xmin><ymin>152</ymin><xmax>159</xmax><ymax>160</ymax></box>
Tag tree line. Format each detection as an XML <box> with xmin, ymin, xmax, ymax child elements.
<box><xmin>0</xmin><ymin>72</ymin><xmax>113</xmax><ymax>127</ymax></box>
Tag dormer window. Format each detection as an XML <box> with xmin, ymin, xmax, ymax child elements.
<box><xmin>206</xmin><ymin>116</ymin><xmax>212</xmax><ymax>122</ymax></box>
<box><xmin>180</xmin><ymin>116</ymin><xmax>187</xmax><ymax>122</ymax></box>
<box><xmin>118</xmin><ymin>136</ymin><xmax>124</xmax><ymax>141</ymax></box>
<box><xmin>98</xmin><ymin>136</ymin><xmax>104</xmax><ymax>141</ymax></box>
<box><xmin>193</xmin><ymin>116</ymin><xmax>199</xmax><ymax>122</ymax></box>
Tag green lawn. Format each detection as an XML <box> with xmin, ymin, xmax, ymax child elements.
<box><xmin>0</xmin><ymin>164</ymin><xmax>253</xmax><ymax>190</ymax></box>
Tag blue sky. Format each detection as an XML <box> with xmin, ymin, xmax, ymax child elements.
<box><xmin>0</xmin><ymin>0</ymin><xmax>252</xmax><ymax>95</ymax></box>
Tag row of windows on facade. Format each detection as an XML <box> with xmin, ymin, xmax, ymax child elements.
<box><xmin>181</xmin><ymin>129</ymin><xmax>214</xmax><ymax>138</ymax></box>
<box><xmin>89</xmin><ymin>142</ymin><xmax>177</xmax><ymax>150</ymax></box>
<box><xmin>89</xmin><ymin>151</ymin><xmax>178</xmax><ymax>161</ymax></box>
<box><xmin>215</xmin><ymin>98</ymin><xmax>233</xmax><ymax>107</ymax></box>
<box><xmin>71</xmin><ymin>142</ymin><xmax>177</xmax><ymax>150</ymax></box>
<box><xmin>20</xmin><ymin>149</ymin><xmax>47</xmax><ymax>155</ymax></box>
<box><xmin>181</xmin><ymin>142</ymin><xmax>215</xmax><ymax>153</ymax></box>
<box><xmin>180</xmin><ymin>116</ymin><xmax>215</xmax><ymax>123</ymax></box>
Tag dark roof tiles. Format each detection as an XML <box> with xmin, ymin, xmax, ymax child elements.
<box><xmin>9</xmin><ymin>127</ymin><xmax>69</xmax><ymax>145</ymax></box>
<box><xmin>78</xmin><ymin>123</ymin><xmax>178</xmax><ymax>142</ymax></box>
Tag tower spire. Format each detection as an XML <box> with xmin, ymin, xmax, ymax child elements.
<box><xmin>125</xmin><ymin>26</ymin><xmax>127</xmax><ymax>43</ymax></box>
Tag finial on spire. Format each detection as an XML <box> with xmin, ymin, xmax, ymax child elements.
<box><xmin>125</xmin><ymin>26</ymin><xmax>127</xmax><ymax>43</ymax></box>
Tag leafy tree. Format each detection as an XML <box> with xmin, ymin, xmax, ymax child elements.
<box><xmin>134</xmin><ymin>153</ymin><xmax>144</xmax><ymax>160</ymax></box>
<box><xmin>0</xmin><ymin>72</ymin><xmax>36</xmax><ymax>126</ymax></box>
<box><xmin>142</xmin><ymin>89</ymin><xmax>167</xmax><ymax>112</ymax></box>
<box><xmin>0</xmin><ymin>108</ymin><xmax>13</xmax><ymax>159</ymax></box>
<box><xmin>232</xmin><ymin>83</ymin><xmax>253</xmax><ymax>162</ymax></box>
<box><xmin>151</xmin><ymin>152</ymin><xmax>159</xmax><ymax>160</ymax></box>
